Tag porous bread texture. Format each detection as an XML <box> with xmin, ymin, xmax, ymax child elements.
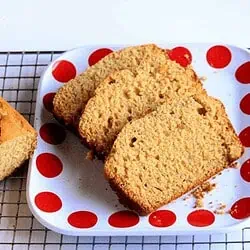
<box><xmin>104</xmin><ymin>94</ymin><xmax>244</xmax><ymax>215</ymax></box>
<box><xmin>53</xmin><ymin>44</ymin><xmax>169</xmax><ymax>127</ymax></box>
<box><xmin>79</xmin><ymin>60</ymin><xmax>204</xmax><ymax>156</ymax></box>
<box><xmin>0</xmin><ymin>97</ymin><xmax>37</xmax><ymax>180</ymax></box>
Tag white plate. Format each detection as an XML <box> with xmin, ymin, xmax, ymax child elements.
<box><xmin>27</xmin><ymin>44</ymin><xmax>250</xmax><ymax>236</ymax></box>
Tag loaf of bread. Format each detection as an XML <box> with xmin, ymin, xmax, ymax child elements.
<box><xmin>53</xmin><ymin>44</ymin><xmax>169</xmax><ymax>128</ymax></box>
<box><xmin>104</xmin><ymin>94</ymin><xmax>244</xmax><ymax>215</ymax></box>
<box><xmin>0</xmin><ymin>97</ymin><xmax>37</xmax><ymax>180</ymax></box>
<box><xmin>79</xmin><ymin>61</ymin><xmax>204</xmax><ymax>156</ymax></box>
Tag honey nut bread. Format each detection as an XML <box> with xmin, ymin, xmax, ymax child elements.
<box><xmin>53</xmin><ymin>44</ymin><xmax>169</xmax><ymax>128</ymax></box>
<box><xmin>104</xmin><ymin>94</ymin><xmax>244</xmax><ymax>215</ymax></box>
<box><xmin>79</xmin><ymin>60</ymin><xmax>204</xmax><ymax>156</ymax></box>
<box><xmin>0</xmin><ymin>97</ymin><xmax>37</xmax><ymax>180</ymax></box>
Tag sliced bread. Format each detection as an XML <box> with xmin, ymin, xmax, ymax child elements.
<box><xmin>53</xmin><ymin>44</ymin><xmax>169</xmax><ymax>127</ymax></box>
<box><xmin>79</xmin><ymin>60</ymin><xmax>204</xmax><ymax>156</ymax></box>
<box><xmin>0</xmin><ymin>97</ymin><xmax>37</xmax><ymax>180</ymax></box>
<box><xmin>104</xmin><ymin>94</ymin><xmax>244</xmax><ymax>215</ymax></box>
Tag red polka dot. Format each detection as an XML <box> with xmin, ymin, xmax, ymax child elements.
<box><xmin>240</xmin><ymin>93</ymin><xmax>250</xmax><ymax>115</ymax></box>
<box><xmin>39</xmin><ymin>123</ymin><xmax>66</xmax><ymax>145</ymax></box>
<box><xmin>108</xmin><ymin>210</ymin><xmax>139</xmax><ymax>228</ymax></box>
<box><xmin>167</xmin><ymin>47</ymin><xmax>192</xmax><ymax>67</ymax></box>
<box><xmin>187</xmin><ymin>209</ymin><xmax>215</xmax><ymax>227</ymax></box>
<box><xmin>206</xmin><ymin>45</ymin><xmax>232</xmax><ymax>68</ymax></box>
<box><xmin>68</xmin><ymin>211</ymin><xmax>98</xmax><ymax>228</ymax></box>
<box><xmin>230</xmin><ymin>197</ymin><xmax>250</xmax><ymax>219</ymax></box>
<box><xmin>149</xmin><ymin>210</ymin><xmax>176</xmax><ymax>227</ymax></box>
<box><xmin>235</xmin><ymin>62</ymin><xmax>250</xmax><ymax>84</ymax></box>
<box><xmin>240</xmin><ymin>159</ymin><xmax>250</xmax><ymax>182</ymax></box>
<box><xmin>36</xmin><ymin>153</ymin><xmax>63</xmax><ymax>178</ymax></box>
<box><xmin>239</xmin><ymin>127</ymin><xmax>250</xmax><ymax>147</ymax></box>
<box><xmin>52</xmin><ymin>60</ymin><xmax>76</xmax><ymax>83</ymax></box>
<box><xmin>35</xmin><ymin>192</ymin><xmax>62</xmax><ymax>212</ymax></box>
<box><xmin>88</xmin><ymin>48</ymin><xmax>113</xmax><ymax>66</ymax></box>
<box><xmin>43</xmin><ymin>92</ymin><xmax>56</xmax><ymax>113</ymax></box>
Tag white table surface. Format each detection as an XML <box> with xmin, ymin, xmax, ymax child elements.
<box><xmin>1</xmin><ymin>0</ymin><xmax>250</xmax><ymax>51</ymax></box>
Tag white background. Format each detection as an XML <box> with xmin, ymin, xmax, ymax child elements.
<box><xmin>1</xmin><ymin>0</ymin><xmax>250</xmax><ymax>51</ymax></box>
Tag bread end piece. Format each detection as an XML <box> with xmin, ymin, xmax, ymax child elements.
<box><xmin>0</xmin><ymin>97</ymin><xmax>37</xmax><ymax>180</ymax></box>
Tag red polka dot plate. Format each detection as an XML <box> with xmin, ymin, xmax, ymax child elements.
<box><xmin>27</xmin><ymin>44</ymin><xmax>250</xmax><ymax>236</ymax></box>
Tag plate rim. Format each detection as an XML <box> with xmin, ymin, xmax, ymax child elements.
<box><xmin>27</xmin><ymin>43</ymin><xmax>250</xmax><ymax>236</ymax></box>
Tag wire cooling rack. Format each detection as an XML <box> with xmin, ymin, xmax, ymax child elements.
<box><xmin>0</xmin><ymin>51</ymin><xmax>250</xmax><ymax>250</ymax></box>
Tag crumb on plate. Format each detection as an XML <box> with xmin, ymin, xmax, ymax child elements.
<box><xmin>199</xmin><ymin>76</ymin><xmax>207</xmax><ymax>81</ymax></box>
<box><xmin>194</xmin><ymin>198</ymin><xmax>204</xmax><ymax>208</ymax></box>
<box><xmin>191</xmin><ymin>181</ymin><xmax>216</xmax><ymax>208</ymax></box>
<box><xmin>86</xmin><ymin>150</ymin><xmax>94</xmax><ymax>161</ymax></box>
<box><xmin>229</xmin><ymin>162</ymin><xmax>240</xmax><ymax>169</ymax></box>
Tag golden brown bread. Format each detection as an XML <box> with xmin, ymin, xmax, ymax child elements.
<box><xmin>0</xmin><ymin>97</ymin><xmax>37</xmax><ymax>180</ymax></box>
<box><xmin>104</xmin><ymin>94</ymin><xmax>244</xmax><ymax>215</ymax></box>
<box><xmin>79</xmin><ymin>60</ymin><xmax>204</xmax><ymax>156</ymax></box>
<box><xmin>53</xmin><ymin>44</ymin><xmax>169</xmax><ymax>128</ymax></box>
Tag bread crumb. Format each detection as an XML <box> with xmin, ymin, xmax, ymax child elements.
<box><xmin>220</xmin><ymin>204</ymin><xmax>226</xmax><ymax>209</ymax></box>
<box><xmin>199</xmin><ymin>76</ymin><xmax>207</xmax><ymax>81</ymax></box>
<box><xmin>183</xmin><ymin>196</ymin><xmax>190</xmax><ymax>201</ymax></box>
<box><xmin>192</xmin><ymin>187</ymin><xmax>204</xmax><ymax>199</ymax></box>
<box><xmin>214</xmin><ymin>209</ymin><xmax>225</xmax><ymax>215</ymax></box>
<box><xmin>184</xmin><ymin>54</ymin><xmax>191</xmax><ymax>60</ymax></box>
<box><xmin>214</xmin><ymin>203</ymin><xmax>227</xmax><ymax>215</ymax></box>
<box><xmin>194</xmin><ymin>198</ymin><xmax>204</xmax><ymax>208</ymax></box>
<box><xmin>86</xmin><ymin>150</ymin><xmax>94</xmax><ymax>161</ymax></box>
<box><xmin>191</xmin><ymin>182</ymin><xmax>216</xmax><ymax>208</ymax></box>
<box><xmin>229</xmin><ymin>162</ymin><xmax>239</xmax><ymax>169</ymax></box>
<box><xmin>201</xmin><ymin>182</ymin><xmax>216</xmax><ymax>192</ymax></box>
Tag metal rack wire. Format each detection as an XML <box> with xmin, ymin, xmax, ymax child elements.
<box><xmin>0</xmin><ymin>51</ymin><xmax>249</xmax><ymax>250</ymax></box>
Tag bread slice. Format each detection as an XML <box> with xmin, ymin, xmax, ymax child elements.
<box><xmin>0</xmin><ymin>97</ymin><xmax>37</xmax><ymax>180</ymax></box>
<box><xmin>79</xmin><ymin>60</ymin><xmax>204</xmax><ymax>156</ymax></box>
<box><xmin>53</xmin><ymin>44</ymin><xmax>169</xmax><ymax>127</ymax></box>
<box><xmin>104</xmin><ymin>94</ymin><xmax>244</xmax><ymax>215</ymax></box>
